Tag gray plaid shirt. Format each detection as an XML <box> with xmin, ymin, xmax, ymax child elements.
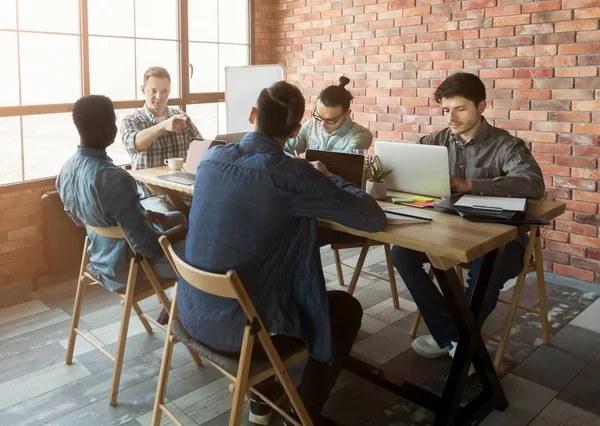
<box><xmin>121</xmin><ymin>104</ymin><xmax>202</xmax><ymax>170</ymax></box>
<box><xmin>419</xmin><ymin>117</ymin><xmax>544</xmax><ymax>199</ymax></box>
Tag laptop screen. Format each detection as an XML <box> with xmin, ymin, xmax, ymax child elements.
<box><xmin>304</xmin><ymin>149</ymin><xmax>365</xmax><ymax>188</ymax></box>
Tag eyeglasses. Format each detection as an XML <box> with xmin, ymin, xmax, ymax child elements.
<box><xmin>312</xmin><ymin>108</ymin><xmax>343</xmax><ymax>126</ymax></box>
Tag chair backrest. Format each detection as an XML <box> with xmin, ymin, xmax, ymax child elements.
<box><xmin>159</xmin><ymin>236</ymin><xmax>239</xmax><ymax>300</ymax></box>
<box><xmin>86</xmin><ymin>224</ymin><xmax>127</xmax><ymax>240</ymax></box>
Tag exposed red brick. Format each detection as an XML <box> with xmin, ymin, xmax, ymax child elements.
<box><xmin>554</xmin><ymin>264</ymin><xmax>595</xmax><ymax>282</ymax></box>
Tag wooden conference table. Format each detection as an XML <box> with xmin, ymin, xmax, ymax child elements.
<box><xmin>131</xmin><ymin>165</ymin><xmax>565</xmax><ymax>426</ymax></box>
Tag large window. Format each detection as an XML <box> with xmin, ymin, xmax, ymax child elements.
<box><xmin>0</xmin><ymin>0</ymin><xmax>251</xmax><ymax>185</ymax></box>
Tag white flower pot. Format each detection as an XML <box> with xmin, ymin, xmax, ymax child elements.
<box><xmin>366</xmin><ymin>180</ymin><xmax>387</xmax><ymax>200</ymax></box>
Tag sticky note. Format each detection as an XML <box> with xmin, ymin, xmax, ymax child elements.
<box><xmin>412</xmin><ymin>202</ymin><xmax>435</xmax><ymax>207</ymax></box>
<box><xmin>392</xmin><ymin>197</ymin><xmax>414</xmax><ymax>204</ymax></box>
<box><xmin>412</xmin><ymin>196</ymin><xmax>434</xmax><ymax>202</ymax></box>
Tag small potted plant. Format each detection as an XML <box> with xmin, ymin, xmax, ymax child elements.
<box><xmin>365</xmin><ymin>155</ymin><xmax>392</xmax><ymax>200</ymax></box>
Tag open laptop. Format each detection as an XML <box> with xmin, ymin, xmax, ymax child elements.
<box><xmin>214</xmin><ymin>132</ymin><xmax>247</xmax><ymax>144</ymax></box>
<box><xmin>374</xmin><ymin>141</ymin><xmax>451</xmax><ymax>198</ymax></box>
<box><xmin>157</xmin><ymin>139</ymin><xmax>226</xmax><ymax>186</ymax></box>
<box><xmin>304</xmin><ymin>149</ymin><xmax>365</xmax><ymax>188</ymax></box>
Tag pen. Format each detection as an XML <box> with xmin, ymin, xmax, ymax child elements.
<box><xmin>472</xmin><ymin>205</ymin><xmax>504</xmax><ymax>211</ymax></box>
<box><xmin>384</xmin><ymin>210</ymin><xmax>433</xmax><ymax>222</ymax></box>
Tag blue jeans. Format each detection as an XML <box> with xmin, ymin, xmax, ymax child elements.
<box><xmin>391</xmin><ymin>240</ymin><xmax>526</xmax><ymax>349</ymax></box>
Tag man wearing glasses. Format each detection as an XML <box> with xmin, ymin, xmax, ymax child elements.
<box><xmin>285</xmin><ymin>76</ymin><xmax>373</xmax><ymax>157</ymax></box>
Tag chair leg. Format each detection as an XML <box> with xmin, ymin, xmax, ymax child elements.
<box><xmin>151</xmin><ymin>332</ymin><xmax>176</xmax><ymax>426</ymax></box>
<box><xmin>409</xmin><ymin>311</ymin><xmax>422</xmax><ymax>338</ymax></box>
<box><xmin>456</xmin><ymin>266</ymin><xmax>466</xmax><ymax>289</ymax></box>
<box><xmin>109</xmin><ymin>260</ymin><xmax>138</xmax><ymax>406</ymax></box>
<box><xmin>66</xmin><ymin>237</ymin><xmax>90</xmax><ymax>365</ymax></box>
<box><xmin>384</xmin><ymin>244</ymin><xmax>400</xmax><ymax>309</ymax></box>
<box><xmin>132</xmin><ymin>302</ymin><xmax>153</xmax><ymax>334</ymax></box>
<box><xmin>65</xmin><ymin>275</ymin><xmax>87</xmax><ymax>365</ymax></box>
<box><xmin>229</xmin><ymin>326</ymin><xmax>255</xmax><ymax>426</ymax></box>
<box><xmin>347</xmin><ymin>240</ymin><xmax>370</xmax><ymax>295</ymax></box>
<box><xmin>333</xmin><ymin>249</ymin><xmax>345</xmax><ymax>286</ymax></box>
<box><xmin>188</xmin><ymin>348</ymin><xmax>203</xmax><ymax>367</ymax></box>
<box><xmin>493</xmin><ymin>232</ymin><xmax>537</xmax><ymax>372</ymax></box>
<box><xmin>534</xmin><ymin>232</ymin><xmax>550</xmax><ymax>345</ymax></box>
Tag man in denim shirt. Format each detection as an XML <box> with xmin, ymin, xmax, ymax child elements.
<box><xmin>57</xmin><ymin>95</ymin><xmax>188</xmax><ymax>293</ymax></box>
<box><xmin>178</xmin><ymin>82</ymin><xmax>387</xmax><ymax>426</ymax></box>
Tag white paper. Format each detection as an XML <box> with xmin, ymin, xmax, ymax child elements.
<box><xmin>455</xmin><ymin>195</ymin><xmax>526</xmax><ymax>212</ymax></box>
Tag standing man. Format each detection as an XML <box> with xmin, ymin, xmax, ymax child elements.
<box><xmin>391</xmin><ymin>72</ymin><xmax>545</xmax><ymax>361</ymax></box>
<box><xmin>121</xmin><ymin>66</ymin><xmax>202</xmax><ymax>201</ymax></box>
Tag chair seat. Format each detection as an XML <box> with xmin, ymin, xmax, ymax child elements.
<box><xmin>170</xmin><ymin>319</ymin><xmax>305</xmax><ymax>377</ymax></box>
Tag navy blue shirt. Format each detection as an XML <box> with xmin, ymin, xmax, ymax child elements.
<box><xmin>178</xmin><ymin>132</ymin><xmax>386</xmax><ymax>363</ymax></box>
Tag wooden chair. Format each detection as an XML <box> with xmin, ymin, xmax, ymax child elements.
<box><xmin>153</xmin><ymin>236</ymin><xmax>313</xmax><ymax>426</ymax></box>
<box><xmin>65</xmin><ymin>225</ymin><xmax>202</xmax><ymax>406</ymax></box>
<box><xmin>409</xmin><ymin>225</ymin><xmax>549</xmax><ymax>372</ymax></box>
<box><xmin>332</xmin><ymin>239</ymin><xmax>401</xmax><ymax>309</ymax></box>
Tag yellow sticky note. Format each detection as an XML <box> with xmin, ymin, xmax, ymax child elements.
<box><xmin>412</xmin><ymin>196</ymin><xmax>434</xmax><ymax>202</ymax></box>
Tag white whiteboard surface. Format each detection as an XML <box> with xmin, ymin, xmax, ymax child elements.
<box><xmin>225</xmin><ymin>65</ymin><xmax>284</xmax><ymax>133</ymax></box>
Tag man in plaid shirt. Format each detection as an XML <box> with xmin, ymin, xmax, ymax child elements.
<box><xmin>121</xmin><ymin>66</ymin><xmax>202</xmax><ymax>199</ymax></box>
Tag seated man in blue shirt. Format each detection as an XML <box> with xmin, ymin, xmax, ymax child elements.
<box><xmin>178</xmin><ymin>81</ymin><xmax>387</xmax><ymax>426</ymax></box>
<box><xmin>57</xmin><ymin>95</ymin><xmax>188</xmax><ymax>296</ymax></box>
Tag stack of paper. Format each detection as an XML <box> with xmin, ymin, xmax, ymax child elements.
<box><xmin>454</xmin><ymin>195</ymin><xmax>526</xmax><ymax>212</ymax></box>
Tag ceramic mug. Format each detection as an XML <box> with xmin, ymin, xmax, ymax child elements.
<box><xmin>164</xmin><ymin>158</ymin><xmax>184</xmax><ymax>170</ymax></box>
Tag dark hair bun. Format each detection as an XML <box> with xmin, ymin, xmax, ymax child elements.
<box><xmin>338</xmin><ymin>76</ymin><xmax>350</xmax><ymax>88</ymax></box>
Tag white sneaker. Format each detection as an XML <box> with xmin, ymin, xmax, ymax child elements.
<box><xmin>449</xmin><ymin>341</ymin><xmax>476</xmax><ymax>376</ymax></box>
<box><xmin>411</xmin><ymin>335</ymin><xmax>450</xmax><ymax>359</ymax></box>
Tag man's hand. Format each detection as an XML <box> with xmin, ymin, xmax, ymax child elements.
<box><xmin>450</xmin><ymin>175</ymin><xmax>473</xmax><ymax>193</ymax></box>
<box><xmin>310</xmin><ymin>161</ymin><xmax>333</xmax><ymax>177</ymax></box>
<box><xmin>162</xmin><ymin>114</ymin><xmax>187</xmax><ymax>132</ymax></box>
<box><xmin>147</xmin><ymin>210</ymin><xmax>166</xmax><ymax>224</ymax></box>
<box><xmin>162</xmin><ymin>224</ymin><xmax>188</xmax><ymax>244</ymax></box>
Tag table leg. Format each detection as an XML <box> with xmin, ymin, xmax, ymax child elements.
<box><xmin>432</xmin><ymin>249</ymin><xmax>508</xmax><ymax>425</ymax></box>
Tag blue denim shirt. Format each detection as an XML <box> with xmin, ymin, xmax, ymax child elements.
<box><xmin>178</xmin><ymin>132</ymin><xmax>387</xmax><ymax>363</ymax></box>
<box><xmin>56</xmin><ymin>148</ymin><xmax>161</xmax><ymax>291</ymax></box>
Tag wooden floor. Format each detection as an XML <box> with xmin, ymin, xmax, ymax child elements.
<box><xmin>1</xmin><ymin>246</ymin><xmax>600</xmax><ymax>426</ymax></box>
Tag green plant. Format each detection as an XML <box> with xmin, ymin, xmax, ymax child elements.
<box><xmin>366</xmin><ymin>155</ymin><xmax>392</xmax><ymax>182</ymax></box>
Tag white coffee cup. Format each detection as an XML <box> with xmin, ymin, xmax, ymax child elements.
<box><xmin>164</xmin><ymin>158</ymin><xmax>184</xmax><ymax>170</ymax></box>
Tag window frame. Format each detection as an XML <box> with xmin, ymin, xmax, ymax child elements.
<box><xmin>0</xmin><ymin>0</ymin><xmax>254</xmax><ymax>188</ymax></box>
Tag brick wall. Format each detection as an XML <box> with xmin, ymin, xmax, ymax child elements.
<box><xmin>0</xmin><ymin>182</ymin><xmax>53</xmax><ymax>288</ymax></box>
<box><xmin>255</xmin><ymin>0</ymin><xmax>600</xmax><ymax>283</ymax></box>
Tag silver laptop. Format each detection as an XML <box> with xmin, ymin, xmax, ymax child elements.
<box><xmin>374</xmin><ymin>141</ymin><xmax>451</xmax><ymax>198</ymax></box>
<box><xmin>214</xmin><ymin>132</ymin><xmax>247</xmax><ymax>144</ymax></box>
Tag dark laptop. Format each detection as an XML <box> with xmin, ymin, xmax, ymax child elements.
<box><xmin>304</xmin><ymin>149</ymin><xmax>365</xmax><ymax>188</ymax></box>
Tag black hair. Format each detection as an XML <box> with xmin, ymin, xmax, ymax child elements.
<box><xmin>72</xmin><ymin>95</ymin><xmax>116</xmax><ymax>147</ymax></box>
<box><xmin>434</xmin><ymin>72</ymin><xmax>486</xmax><ymax>106</ymax></box>
<box><xmin>255</xmin><ymin>81</ymin><xmax>305</xmax><ymax>139</ymax></box>
<box><xmin>318</xmin><ymin>76</ymin><xmax>354</xmax><ymax>112</ymax></box>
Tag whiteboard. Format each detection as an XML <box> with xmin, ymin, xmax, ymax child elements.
<box><xmin>225</xmin><ymin>65</ymin><xmax>284</xmax><ymax>133</ymax></box>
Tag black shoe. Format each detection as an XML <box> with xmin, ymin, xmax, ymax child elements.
<box><xmin>156</xmin><ymin>308</ymin><xmax>169</xmax><ymax>326</ymax></box>
<box><xmin>249</xmin><ymin>383</ymin><xmax>286</xmax><ymax>425</ymax></box>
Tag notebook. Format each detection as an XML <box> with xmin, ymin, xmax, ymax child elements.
<box><xmin>383</xmin><ymin>207</ymin><xmax>433</xmax><ymax>225</ymax></box>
